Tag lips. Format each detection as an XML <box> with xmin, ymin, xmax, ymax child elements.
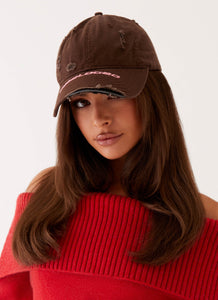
<box><xmin>95</xmin><ymin>133</ymin><xmax>123</xmax><ymax>146</ymax></box>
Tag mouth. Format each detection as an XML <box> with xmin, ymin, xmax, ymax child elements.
<box><xmin>95</xmin><ymin>133</ymin><xmax>123</xmax><ymax>146</ymax></box>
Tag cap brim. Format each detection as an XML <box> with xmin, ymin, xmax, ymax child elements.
<box><xmin>53</xmin><ymin>68</ymin><xmax>149</xmax><ymax>117</ymax></box>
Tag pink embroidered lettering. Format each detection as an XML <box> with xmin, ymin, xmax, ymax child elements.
<box><xmin>59</xmin><ymin>71</ymin><xmax>120</xmax><ymax>93</ymax></box>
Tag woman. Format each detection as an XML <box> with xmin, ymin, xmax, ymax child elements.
<box><xmin>0</xmin><ymin>12</ymin><xmax>217</xmax><ymax>299</ymax></box>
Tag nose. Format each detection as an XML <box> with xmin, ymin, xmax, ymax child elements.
<box><xmin>92</xmin><ymin>102</ymin><xmax>112</xmax><ymax>128</ymax></box>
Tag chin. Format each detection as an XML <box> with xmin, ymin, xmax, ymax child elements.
<box><xmin>102</xmin><ymin>155</ymin><xmax>124</xmax><ymax>160</ymax></box>
<box><xmin>99</xmin><ymin>151</ymin><xmax>128</xmax><ymax>160</ymax></box>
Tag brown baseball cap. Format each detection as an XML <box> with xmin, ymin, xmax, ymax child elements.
<box><xmin>53</xmin><ymin>12</ymin><xmax>161</xmax><ymax>117</ymax></box>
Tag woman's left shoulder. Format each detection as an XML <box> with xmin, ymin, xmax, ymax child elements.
<box><xmin>200</xmin><ymin>193</ymin><xmax>218</xmax><ymax>220</ymax></box>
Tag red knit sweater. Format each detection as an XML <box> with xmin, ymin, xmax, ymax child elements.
<box><xmin>0</xmin><ymin>193</ymin><xmax>217</xmax><ymax>299</ymax></box>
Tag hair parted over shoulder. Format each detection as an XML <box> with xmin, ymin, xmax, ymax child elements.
<box><xmin>12</xmin><ymin>70</ymin><xmax>206</xmax><ymax>266</ymax></box>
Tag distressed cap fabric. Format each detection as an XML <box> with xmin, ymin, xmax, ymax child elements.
<box><xmin>53</xmin><ymin>12</ymin><xmax>161</xmax><ymax>117</ymax></box>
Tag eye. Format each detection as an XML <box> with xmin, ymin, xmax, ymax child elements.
<box><xmin>71</xmin><ymin>98</ymin><xmax>90</xmax><ymax>108</ymax></box>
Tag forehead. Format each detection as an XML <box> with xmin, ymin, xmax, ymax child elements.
<box><xmin>72</xmin><ymin>92</ymin><xmax>89</xmax><ymax>97</ymax></box>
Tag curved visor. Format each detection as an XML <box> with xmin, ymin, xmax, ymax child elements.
<box><xmin>67</xmin><ymin>88</ymin><xmax>126</xmax><ymax>98</ymax></box>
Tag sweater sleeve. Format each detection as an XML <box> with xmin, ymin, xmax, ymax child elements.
<box><xmin>0</xmin><ymin>193</ymin><xmax>33</xmax><ymax>299</ymax></box>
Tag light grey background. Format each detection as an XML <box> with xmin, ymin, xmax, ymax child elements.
<box><xmin>0</xmin><ymin>0</ymin><xmax>218</xmax><ymax>253</ymax></box>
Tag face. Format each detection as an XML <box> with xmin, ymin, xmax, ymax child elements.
<box><xmin>70</xmin><ymin>92</ymin><xmax>143</xmax><ymax>160</ymax></box>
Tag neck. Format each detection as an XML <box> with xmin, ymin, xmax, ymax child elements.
<box><xmin>107</xmin><ymin>158</ymin><xmax>127</xmax><ymax>197</ymax></box>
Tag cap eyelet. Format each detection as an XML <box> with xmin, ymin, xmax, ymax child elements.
<box><xmin>66</xmin><ymin>62</ymin><xmax>77</xmax><ymax>72</ymax></box>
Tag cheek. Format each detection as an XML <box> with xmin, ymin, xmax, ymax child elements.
<box><xmin>73</xmin><ymin>114</ymin><xmax>92</xmax><ymax>141</ymax></box>
<box><xmin>124</xmin><ymin>103</ymin><xmax>143</xmax><ymax>135</ymax></box>
<box><xmin>135</xmin><ymin>116</ymin><xmax>143</xmax><ymax>134</ymax></box>
<box><xmin>73</xmin><ymin>112</ymin><xmax>84</xmax><ymax>130</ymax></box>
<box><xmin>130</xmin><ymin>119</ymin><xmax>143</xmax><ymax>143</ymax></box>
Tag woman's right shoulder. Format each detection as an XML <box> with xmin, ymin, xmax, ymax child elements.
<box><xmin>25</xmin><ymin>166</ymin><xmax>55</xmax><ymax>193</ymax></box>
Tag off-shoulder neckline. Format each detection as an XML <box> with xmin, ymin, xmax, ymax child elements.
<box><xmin>17</xmin><ymin>192</ymin><xmax>218</xmax><ymax>223</ymax></box>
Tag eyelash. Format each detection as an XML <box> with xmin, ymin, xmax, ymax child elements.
<box><xmin>71</xmin><ymin>99</ymin><xmax>90</xmax><ymax>109</ymax></box>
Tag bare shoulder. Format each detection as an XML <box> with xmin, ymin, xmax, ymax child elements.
<box><xmin>200</xmin><ymin>193</ymin><xmax>218</xmax><ymax>220</ymax></box>
<box><xmin>25</xmin><ymin>166</ymin><xmax>55</xmax><ymax>193</ymax></box>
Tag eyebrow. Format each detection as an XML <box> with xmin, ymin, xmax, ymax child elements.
<box><xmin>71</xmin><ymin>93</ymin><xmax>88</xmax><ymax>97</ymax></box>
<box><xmin>68</xmin><ymin>93</ymin><xmax>89</xmax><ymax>101</ymax></box>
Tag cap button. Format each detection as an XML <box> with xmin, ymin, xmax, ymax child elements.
<box><xmin>95</xmin><ymin>12</ymin><xmax>103</xmax><ymax>16</ymax></box>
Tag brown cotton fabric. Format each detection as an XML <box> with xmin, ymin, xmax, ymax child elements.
<box><xmin>53</xmin><ymin>12</ymin><xmax>161</xmax><ymax>117</ymax></box>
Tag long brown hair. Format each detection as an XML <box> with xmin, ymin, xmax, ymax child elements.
<box><xmin>12</xmin><ymin>71</ymin><xmax>206</xmax><ymax>266</ymax></box>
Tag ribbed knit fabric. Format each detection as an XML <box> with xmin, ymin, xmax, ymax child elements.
<box><xmin>0</xmin><ymin>192</ymin><xmax>217</xmax><ymax>299</ymax></box>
